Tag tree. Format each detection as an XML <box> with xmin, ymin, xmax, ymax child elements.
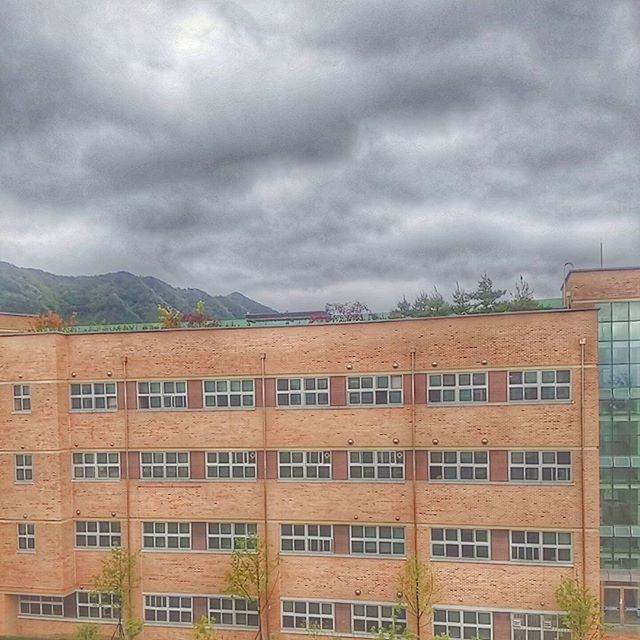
<box><xmin>184</xmin><ymin>300</ymin><xmax>220</xmax><ymax>327</ymax></box>
<box><xmin>326</xmin><ymin>301</ymin><xmax>370</xmax><ymax>322</ymax></box>
<box><xmin>392</xmin><ymin>296</ymin><xmax>413</xmax><ymax>318</ymax></box>
<box><xmin>371</xmin><ymin>605</ymin><xmax>414</xmax><ymax>640</ymax></box>
<box><xmin>157</xmin><ymin>305</ymin><xmax>182</xmax><ymax>328</ymax></box>
<box><xmin>450</xmin><ymin>282</ymin><xmax>471</xmax><ymax>315</ymax></box>
<box><xmin>505</xmin><ymin>275</ymin><xmax>541</xmax><ymax>311</ymax></box>
<box><xmin>555</xmin><ymin>576</ymin><xmax>604</xmax><ymax>640</ymax></box>
<box><xmin>92</xmin><ymin>547</ymin><xmax>144</xmax><ymax>640</ymax></box>
<box><xmin>223</xmin><ymin>534</ymin><xmax>277</xmax><ymax>640</ymax></box>
<box><xmin>470</xmin><ymin>273</ymin><xmax>506</xmax><ymax>313</ymax></box>
<box><xmin>34</xmin><ymin>310</ymin><xmax>77</xmax><ymax>331</ymax></box>
<box><xmin>193</xmin><ymin>615</ymin><xmax>218</xmax><ymax>640</ymax></box>
<box><xmin>397</xmin><ymin>555</ymin><xmax>436</xmax><ymax>640</ymax></box>
<box><xmin>74</xmin><ymin>624</ymin><xmax>100</xmax><ymax>640</ymax></box>
<box><xmin>410</xmin><ymin>288</ymin><xmax>451</xmax><ymax>317</ymax></box>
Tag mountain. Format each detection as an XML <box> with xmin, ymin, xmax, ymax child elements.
<box><xmin>0</xmin><ymin>261</ymin><xmax>275</xmax><ymax>324</ymax></box>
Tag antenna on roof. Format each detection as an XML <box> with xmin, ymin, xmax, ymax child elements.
<box><xmin>600</xmin><ymin>241</ymin><xmax>604</xmax><ymax>269</ymax></box>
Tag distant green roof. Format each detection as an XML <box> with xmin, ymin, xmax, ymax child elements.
<box><xmin>536</xmin><ymin>297</ymin><xmax>564</xmax><ymax>309</ymax></box>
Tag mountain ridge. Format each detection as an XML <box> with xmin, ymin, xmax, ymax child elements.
<box><xmin>0</xmin><ymin>261</ymin><xmax>275</xmax><ymax>323</ymax></box>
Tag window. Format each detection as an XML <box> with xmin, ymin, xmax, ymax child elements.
<box><xmin>18</xmin><ymin>523</ymin><xmax>35</xmax><ymax>552</ymax></box>
<box><xmin>433</xmin><ymin>609</ymin><xmax>492</xmax><ymax>640</ymax></box>
<box><xmin>512</xmin><ymin>613</ymin><xmax>571</xmax><ymax>640</ymax></box>
<box><xmin>73</xmin><ymin>452</ymin><xmax>121</xmax><ymax>480</ymax></box>
<box><xmin>276</xmin><ymin>378</ymin><xmax>329</xmax><ymax>407</ymax></box>
<box><xmin>70</xmin><ymin>382</ymin><xmax>117</xmax><ymax>411</ymax></box>
<box><xmin>209</xmin><ymin>597</ymin><xmax>259</xmax><ymax>628</ymax></box>
<box><xmin>352</xmin><ymin>603</ymin><xmax>406</xmax><ymax>635</ymax></box>
<box><xmin>278</xmin><ymin>451</ymin><xmax>332</xmax><ymax>480</ymax></box>
<box><xmin>349</xmin><ymin>451</ymin><xmax>404</xmax><ymax>480</ymax></box>
<box><xmin>508</xmin><ymin>370</ymin><xmax>571</xmax><ymax>402</ymax></box>
<box><xmin>282</xmin><ymin>600</ymin><xmax>334</xmax><ymax>631</ymax></box>
<box><xmin>348</xmin><ymin>375</ymin><xmax>403</xmax><ymax>406</ymax></box>
<box><xmin>75</xmin><ymin>521</ymin><xmax>121</xmax><ymax>549</ymax></box>
<box><xmin>137</xmin><ymin>381</ymin><xmax>187</xmax><ymax>409</ymax></box>
<box><xmin>431</xmin><ymin>529</ymin><xmax>490</xmax><ymax>560</ymax></box>
<box><xmin>281</xmin><ymin>524</ymin><xmax>333</xmax><ymax>553</ymax></box>
<box><xmin>510</xmin><ymin>531</ymin><xmax>572</xmax><ymax>563</ymax></box>
<box><xmin>207</xmin><ymin>451</ymin><xmax>256</xmax><ymax>480</ymax></box>
<box><xmin>15</xmin><ymin>454</ymin><xmax>33</xmax><ymax>483</ymax></box>
<box><xmin>428</xmin><ymin>373</ymin><xmax>487</xmax><ymax>403</ymax></box>
<box><xmin>208</xmin><ymin>522</ymin><xmax>257</xmax><ymax>551</ymax></box>
<box><xmin>428</xmin><ymin>451</ymin><xmax>489</xmax><ymax>481</ymax></box>
<box><xmin>203</xmin><ymin>379</ymin><xmax>254</xmax><ymax>409</ymax></box>
<box><xmin>350</xmin><ymin>526</ymin><xmax>405</xmax><ymax>556</ymax></box>
<box><xmin>509</xmin><ymin>451</ymin><xmax>572</xmax><ymax>482</ymax></box>
<box><xmin>18</xmin><ymin>595</ymin><xmax>63</xmax><ymax>618</ymax></box>
<box><xmin>143</xmin><ymin>522</ymin><xmax>191</xmax><ymax>550</ymax></box>
<box><xmin>144</xmin><ymin>594</ymin><xmax>193</xmax><ymax>625</ymax></box>
<box><xmin>13</xmin><ymin>384</ymin><xmax>31</xmax><ymax>412</ymax></box>
<box><xmin>77</xmin><ymin>592</ymin><xmax>120</xmax><ymax>620</ymax></box>
<box><xmin>140</xmin><ymin>451</ymin><xmax>190</xmax><ymax>479</ymax></box>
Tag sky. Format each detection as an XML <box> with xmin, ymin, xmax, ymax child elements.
<box><xmin>0</xmin><ymin>1</ymin><xmax>639</xmax><ymax>311</ymax></box>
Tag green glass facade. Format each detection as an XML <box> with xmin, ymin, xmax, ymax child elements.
<box><xmin>598</xmin><ymin>300</ymin><xmax>640</xmax><ymax>569</ymax></box>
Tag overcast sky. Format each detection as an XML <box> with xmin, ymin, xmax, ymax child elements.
<box><xmin>1</xmin><ymin>1</ymin><xmax>638</xmax><ymax>311</ymax></box>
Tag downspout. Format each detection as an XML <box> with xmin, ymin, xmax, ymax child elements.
<box><xmin>122</xmin><ymin>356</ymin><xmax>133</xmax><ymax>585</ymax></box>
<box><xmin>260</xmin><ymin>353</ymin><xmax>271</xmax><ymax>640</ymax></box>
<box><xmin>579</xmin><ymin>337</ymin><xmax>587</xmax><ymax>585</ymax></box>
<box><xmin>410</xmin><ymin>348</ymin><xmax>420</xmax><ymax>640</ymax></box>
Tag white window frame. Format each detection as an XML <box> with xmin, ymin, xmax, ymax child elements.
<box><xmin>428</xmin><ymin>451</ymin><xmax>489</xmax><ymax>481</ymax></box>
<box><xmin>77</xmin><ymin>592</ymin><xmax>120</xmax><ymax>620</ymax></box>
<box><xmin>18</xmin><ymin>522</ymin><xmax>35</xmax><ymax>553</ymax></box>
<box><xmin>434</xmin><ymin>608</ymin><xmax>492</xmax><ymax>640</ymax></box>
<box><xmin>427</xmin><ymin>372</ymin><xmax>488</xmax><ymax>404</ymax></box>
<box><xmin>511</xmin><ymin>612</ymin><xmax>571</xmax><ymax>640</ymax></box>
<box><xmin>276</xmin><ymin>377</ymin><xmax>330</xmax><ymax>407</ymax></box>
<box><xmin>144</xmin><ymin>594</ymin><xmax>193</xmax><ymax>625</ymax></box>
<box><xmin>430</xmin><ymin>528</ymin><xmax>490</xmax><ymax>561</ymax></box>
<box><xmin>350</xmin><ymin>525</ymin><xmax>405</xmax><ymax>556</ymax></box>
<box><xmin>203</xmin><ymin>379</ymin><xmax>255</xmax><ymax>409</ymax></box>
<box><xmin>140</xmin><ymin>451</ymin><xmax>190</xmax><ymax>480</ymax></box>
<box><xmin>207</xmin><ymin>522</ymin><xmax>257</xmax><ymax>552</ymax></box>
<box><xmin>509</xmin><ymin>451</ymin><xmax>572</xmax><ymax>482</ymax></box>
<box><xmin>72</xmin><ymin>451</ymin><xmax>121</xmax><ymax>481</ymax></box>
<box><xmin>347</xmin><ymin>375</ymin><xmax>403</xmax><ymax>406</ymax></box>
<box><xmin>352</xmin><ymin>603</ymin><xmax>407</xmax><ymax>635</ymax></box>
<box><xmin>142</xmin><ymin>522</ymin><xmax>192</xmax><ymax>550</ymax></box>
<box><xmin>13</xmin><ymin>384</ymin><xmax>31</xmax><ymax>413</ymax></box>
<box><xmin>137</xmin><ymin>381</ymin><xmax>187</xmax><ymax>410</ymax></box>
<box><xmin>510</xmin><ymin>530</ymin><xmax>572</xmax><ymax>564</ymax></box>
<box><xmin>208</xmin><ymin>596</ymin><xmax>259</xmax><ymax>628</ymax></box>
<box><xmin>206</xmin><ymin>451</ymin><xmax>256</xmax><ymax>480</ymax></box>
<box><xmin>70</xmin><ymin>382</ymin><xmax>117</xmax><ymax>412</ymax></box>
<box><xmin>18</xmin><ymin>595</ymin><xmax>63</xmax><ymax>618</ymax></box>
<box><xmin>508</xmin><ymin>370</ymin><xmax>571</xmax><ymax>402</ymax></box>
<box><xmin>278</xmin><ymin>451</ymin><xmax>332</xmax><ymax>480</ymax></box>
<box><xmin>281</xmin><ymin>524</ymin><xmax>333</xmax><ymax>554</ymax></box>
<box><xmin>348</xmin><ymin>450</ymin><xmax>405</xmax><ymax>481</ymax></box>
<box><xmin>281</xmin><ymin>599</ymin><xmax>335</xmax><ymax>631</ymax></box>
<box><xmin>15</xmin><ymin>453</ymin><xmax>33</xmax><ymax>483</ymax></box>
<box><xmin>75</xmin><ymin>521</ymin><xmax>122</xmax><ymax>549</ymax></box>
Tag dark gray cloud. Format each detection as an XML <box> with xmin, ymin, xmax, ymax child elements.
<box><xmin>0</xmin><ymin>0</ymin><xmax>638</xmax><ymax>311</ymax></box>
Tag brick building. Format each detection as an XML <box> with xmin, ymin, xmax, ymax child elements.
<box><xmin>0</xmin><ymin>270</ymin><xmax>617</xmax><ymax>639</ymax></box>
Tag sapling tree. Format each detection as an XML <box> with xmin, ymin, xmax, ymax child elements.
<box><xmin>223</xmin><ymin>534</ymin><xmax>278</xmax><ymax>640</ymax></box>
<box><xmin>555</xmin><ymin>576</ymin><xmax>604</xmax><ymax>640</ymax></box>
<box><xmin>193</xmin><ymin>614</ymin><xmax>218</xmax><ymax>640</ymax></box>
<box><xmin>397</xmin><ymin>555</ymin><xmax>436</xmax><ymax>640</ymax></box>
<box><xmin>92</xmin><ymin>547</ymin><xmax>144</xmax><ymax>640</ymax></box>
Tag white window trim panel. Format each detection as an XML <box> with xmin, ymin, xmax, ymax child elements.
<box><xmin>276</xmin><ymin>377</ymin><xmax>331</xmax><ymax>409</ymax></box>
<box><xmin>69</xmin><ymin>382</ymin><xmax>118</xmax><ymax>412</ymax></box>
<box><xmin>202</xmin><ymin>379</ymin><xmax>255</xmax><ymax>410</ymax></box>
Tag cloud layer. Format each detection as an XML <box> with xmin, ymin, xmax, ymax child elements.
<box><xmin>1</xmin><ymin>0</ymin><xmax>638</xmax><ymax>310</ymax></box>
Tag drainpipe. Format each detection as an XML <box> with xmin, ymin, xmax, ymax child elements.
<box><xmin>579</xmin><ymin>337</ymin><xmax>587</xmax><ymax>586</ymax></box>
<box><xmin>260</xmin><ymin>353</ymin><xmax>271</xmax><ymax>640</ymax></box>
<box><xmin>410</xmin><ymin>348</ymin><xmax>420</xmax><ymax>640</ymax></box>
<box><xmin>122</xmin><ymin>357</ymin><xmax>132</xmax><ymax>583</ymax></box>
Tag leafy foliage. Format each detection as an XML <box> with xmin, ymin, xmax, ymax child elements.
<box><xmin>92</xmin><ymin>547</ymin><xmax>143</xmax><ymax>640</ymax></box>
<box><xmin>157</xmin><ymin>305</ymin><xmax>182</xmax><ymax>328</ymax></box>
<box><xmin>371</xmin><ymin>605</ymin><xmax>414</xmax><ymax>640</ymax></box>
<box><xmin>325</xmin><ymin>301</ymin><xmax>370</xmax><ymax>322</ymax></box>
<box><xmin>398</xmin><ymin>555</ymin><xmax>436</xmax><ymax>640</ymax></box>
<box><xmin>0</xmin><ymin>260</ymin><xmax>273</xmax><ymax>323</ymax></box>
<box><xmin>555</xmin><ymin>576</ymin><xmax>604</xmax><ymax>640</ymax></box>
<box><xmin>73</xmin><ymin>624</ymin><xmax>99</xmax><ymax>640</ymax></box>
<box><xmin>193</xmin><ymin>615</ymin><xmax>218</xmax><ymax>640</ymax></box>
<box><xmin>393</xmin><ymin>274</ymin><xmax>544</xmax><ymax>318</ymax></box>
<box><xmin>34</xmin><ymin>310</ymin><xmax>77</xmax><ymax>331</ymax></box>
